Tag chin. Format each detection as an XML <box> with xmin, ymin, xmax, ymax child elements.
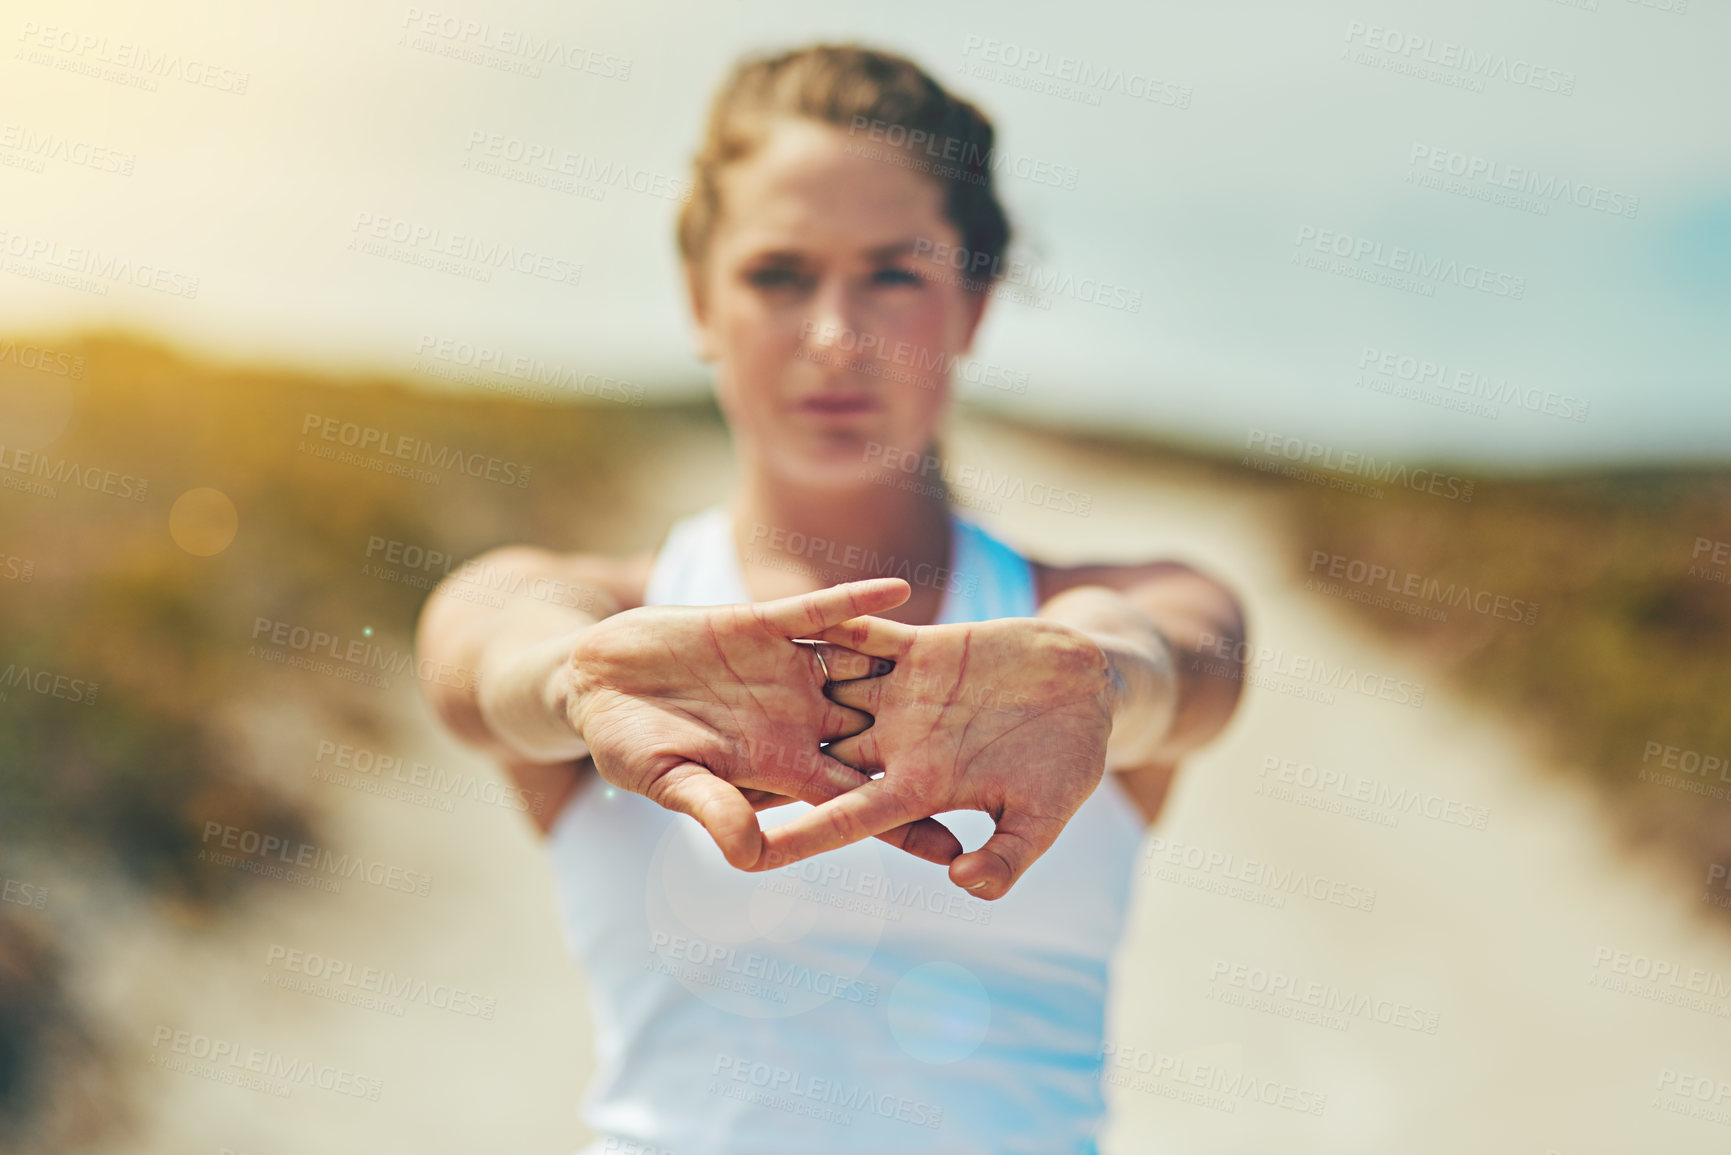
<box><xmin>762</xmin><ymin>430</ymin><xmax>896</xmax><ymax>493</ymax></box>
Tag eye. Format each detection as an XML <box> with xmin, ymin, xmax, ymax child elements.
<box><xmin>872</xmin><ymin>265</ymin><xmax>922</xmax><ymax>287</ymax></box>
<box><xmin>744</xmin><ymin>265</ymin><xmax>810</xmax><ymax>291</ymax></box>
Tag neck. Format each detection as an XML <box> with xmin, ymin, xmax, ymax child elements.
<box><xmin>731</xmin><ymin>460</ymin><xmax>953</xmax><ymax>624</ymax></box>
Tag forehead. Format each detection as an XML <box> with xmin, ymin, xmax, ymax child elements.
<box><xmin>712</xmin><ymin>117</ymin><xmax>955</xmax><ymax>255</ymax></box>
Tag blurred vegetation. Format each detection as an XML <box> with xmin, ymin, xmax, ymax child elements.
<box><xmin>0</xmin><ymin>331</ymin><xmax>700</xmax><ymax>1148</ymax></box>
<box><xmin>1057</xmin><ymin>426</ymin><xmax>1731</xmax><ymax>893</ymax></box>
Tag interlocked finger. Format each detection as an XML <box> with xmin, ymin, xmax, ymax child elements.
<box><xmin>823</xmin><ymin>675</ymin><xmax>885</xmax><ymax>716</ymax></box>
<box><xmin>819</xmin><ymin>700</ymin><xmax>874</xmax><ymax>743</ymax></box>
<box><xmin>754</xmin><ymin>777</ymin><xmax>929</xmax><ymax>868</ymax></box>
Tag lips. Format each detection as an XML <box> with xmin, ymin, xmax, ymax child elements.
<box><xmin>796</xmin><ymin>391</ymin><xmax>881</xmax><ymax>417</ymax></box>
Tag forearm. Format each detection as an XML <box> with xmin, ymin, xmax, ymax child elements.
<box><xmin>414</xmin><ymin>549</ymin><xmax>616</xmax><ymax>763</ymax></box>
<box><xmin>1038</xmin><ymin>581</ymin><xmax>1245</xmax><ymax>768</ymax></box>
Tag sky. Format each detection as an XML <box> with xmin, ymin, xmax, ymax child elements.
<box><xmin>2</xmin><ymin>0</ymin><xmax>1728</xmax><ymax>467</ymax></box>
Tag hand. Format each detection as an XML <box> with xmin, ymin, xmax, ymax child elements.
<box><xmin>563</xmin><ymin>578</ymin><xmax>964</xmax><ymax>870</ymax></box>
<box><xmin>756</xmin><ymin>613</ymin><xmax>1118</xmax><ymax>900</ymax></box>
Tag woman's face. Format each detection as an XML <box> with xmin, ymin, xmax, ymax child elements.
<box><xmin>690</xmin><ymin>117</ymin><xmax>988</xmax><ymax>490</ymax></box>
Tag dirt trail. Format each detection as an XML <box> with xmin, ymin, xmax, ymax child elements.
<box><xmin>91</xmin><ymin>416</ymin><xmax>1731</xmax><ymax>1155</ymax></box>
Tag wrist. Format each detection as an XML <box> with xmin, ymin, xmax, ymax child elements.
<box><xmin>1089</xmin><ymin>629</ymin><xmax>1178</xmax><ymax>767</ymax></box>
<box><xmin>477</xmin><ymin>627</ymin><xmax>592</xmax><ymax>763</ymax></box>
<box><xmin>550</xmin><ymin>633</ymin><xmax>594</xmax><ymax>758</ymax></box>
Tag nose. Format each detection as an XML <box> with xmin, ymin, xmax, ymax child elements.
<box><xmin>804</xmin><ymin>276</ymin><xmax>860</xmax><ymax>356</ymax></box>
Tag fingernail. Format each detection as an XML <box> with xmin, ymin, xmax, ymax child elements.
<box><xmin>965</xmin><ymin>879</ymin><xmax>989</xmax><ymax>891</ymax></box>
<box><xmin>871</xmin><ymin>658</ymin><xmax>895</xmax><ymax>676</ymax></box>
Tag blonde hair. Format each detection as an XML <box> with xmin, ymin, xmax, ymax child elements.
<box><xmin>677</xmin><ymin>44</ymin><xmax>1011</xmax><ymax>289</ymax></box>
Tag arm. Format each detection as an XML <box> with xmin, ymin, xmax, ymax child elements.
<box><xmin>1035</xmin><ymin>561</ymin><xmax>1247</xmax><ymax>770</ymax></box>
<box><xmin>761</xmin><ymin>560</ymin><xmax>1248</xmax><ymax>896</ymax></box>
<box><xmin>414</xmin><ymin>546</ymin><xmax>639</xmax><ymax>832</ymax></box>
<box><xmin>416</xmin><ymin>557</ymin><xmax>964</xmax><ymax>866</ymax></box>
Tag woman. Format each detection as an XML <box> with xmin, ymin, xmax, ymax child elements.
<box><xmin>416</xmin><ymin>44</ymin><xmax>1245</xmax><ymax>1155</ymax></box>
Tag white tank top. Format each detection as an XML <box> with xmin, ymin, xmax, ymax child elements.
<box><xmin>552</xmin><ymin>506</ymin><xmax>1144</xmax><ymax>1155</ymax></box>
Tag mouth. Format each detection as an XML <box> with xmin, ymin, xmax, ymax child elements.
<box><xmin>795</xmin><ymin>391</ymin><xmax>882</xmax><ymax>418</ymax></box>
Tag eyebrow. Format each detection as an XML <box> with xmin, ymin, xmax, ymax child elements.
<box><xmin>741</xmin><ymin>239</ymin><xmax>924</xmax><ymax>265</ymax></box>
<box><xmin>864</xmin><ymin>240</ymin><xmax>922</xmax><ymax>261</ymax></box>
